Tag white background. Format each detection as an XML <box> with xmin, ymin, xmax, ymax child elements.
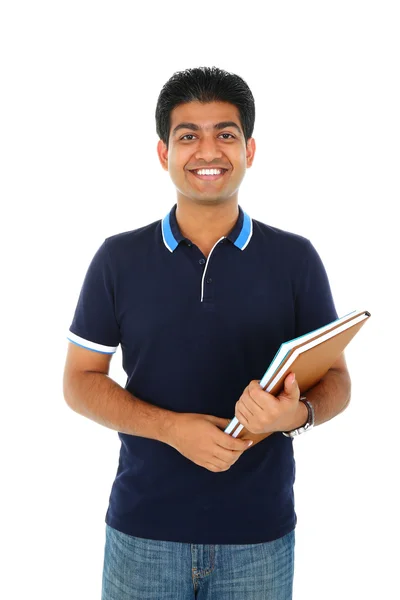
<box><xmin>1</xmin><ymin>1</ymin><xmax>399</xmax><ymax>598</ymax></box>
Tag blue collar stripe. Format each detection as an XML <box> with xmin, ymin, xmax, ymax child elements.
<box><xmin>234</xmin><ymin>211</ymin><xmax>253</xmax><ymax>249</ymax></box>
<box><xmin>161</xmin><ymin>213</ymin><xmax>178</xmax><ymax>252</ymax></box>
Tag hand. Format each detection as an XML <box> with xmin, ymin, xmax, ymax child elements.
<box><xmin>234</xmin><ymin>372</ymin><xmax>301</xmax><ymax>435</ymax></box>
<box><xmin>168</xmin><ymin>413</ymin><xmax>253</xmax><ymax>473</ymax></box>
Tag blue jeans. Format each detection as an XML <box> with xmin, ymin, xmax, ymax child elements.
<box><xmin>101</xmin><ymin>524</ymin><xmax>295</xmax><ymax>599</ymax></box>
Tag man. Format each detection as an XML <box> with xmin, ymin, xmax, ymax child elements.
<box><xmin>63</xmin><ymin>66</ymin><xmax>351</xmax><ymax>599</ymax></box>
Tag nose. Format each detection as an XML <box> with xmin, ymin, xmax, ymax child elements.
<box><xmin>194</xmin><ymin>135</ymin><xmax>223</xmax><ymax>162</ymax></box>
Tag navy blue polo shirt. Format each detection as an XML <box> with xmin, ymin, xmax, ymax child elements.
<box><xmin>67</xmin><ymin>203</ymin><xmax>338</xmax><ymax>544</ymax></box>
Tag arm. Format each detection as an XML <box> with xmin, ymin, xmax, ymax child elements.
<box><xmin>287</xmin><ymin>239</ymin><xmax>352</xmax><ymax>429</ymax></box>
<box><xmin>63</xmin><ymin>343</ymin><xmax>177</xmax><ymax>443</ymax></box>
<box><xmin>63</xmin><ymin>342</ymin><xmax>252</xmax><ymax>472</ymax></box>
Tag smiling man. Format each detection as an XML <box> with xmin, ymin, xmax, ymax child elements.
<box><xmin>63</xmin><ymin>66</ymin><xmax>351</xmax><ymax>600</ymax></box>
<box><xmin>158</xmin><ymin>100</ymin><xmax>255</xmax><ymax>259</ymax></box>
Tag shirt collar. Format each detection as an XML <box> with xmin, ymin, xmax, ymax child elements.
<box><xmin>161</xmin><ymin>203</ymin><xmax>253</xmax><ymax>253</ymax></box>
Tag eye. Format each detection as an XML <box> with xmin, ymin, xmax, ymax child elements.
<box><xmin>180</xmin><ymin>133</ymin><xmax>236</xmax><ymax>141</ymax></box>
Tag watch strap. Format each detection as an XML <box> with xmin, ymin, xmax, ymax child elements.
<box><xmin>282</xmin><ymin>396</ymin><xmax>314</xmax><ymax>438</ymax></box>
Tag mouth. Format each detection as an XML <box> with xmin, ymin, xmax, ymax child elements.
<box><xmin>188</xmin><ymin>168</ymin><xmax>229</xmax><ymax>181</ymax></box>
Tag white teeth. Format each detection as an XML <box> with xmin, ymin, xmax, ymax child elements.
<box><xmin>194</xmin><ymin>169</ymin><xmax>223</xmax><ymax>176</ymax></box>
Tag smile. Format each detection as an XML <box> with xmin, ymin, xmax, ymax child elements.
<box><xmin>189</xmin><ymin>169</ymin><xmax>229</xmax><ymax>181</ymax></box>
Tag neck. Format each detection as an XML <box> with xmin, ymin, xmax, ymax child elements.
<box><xmin>175</xmin><ymin>199</ymin><xmax>239</xmax><ymax>249</ymax></box>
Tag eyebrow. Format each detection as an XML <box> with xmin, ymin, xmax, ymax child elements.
<box><xmin>172</xmin><ymin>121</ymin><xmax>242</xmax><ymax>137</ymax></box>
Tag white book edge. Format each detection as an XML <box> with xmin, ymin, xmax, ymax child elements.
<box><xmin>225</xmin><ymin>311</ymin><xmax>368</xmax><ymax>438</ymax></box>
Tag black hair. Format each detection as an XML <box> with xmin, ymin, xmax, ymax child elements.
<box><xmin>155</xmin><ymin>66</ymin><xmax>255</xmax><ymax>150</ymax></box>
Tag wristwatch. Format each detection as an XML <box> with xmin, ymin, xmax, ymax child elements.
<box><xmin>282</xmin><ymin>396</ymin><xmax>314</xmax><ymax>438</ymax></box>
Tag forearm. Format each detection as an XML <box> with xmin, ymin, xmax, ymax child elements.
<box><xmin>279</xmin><ymin>364</ymin><xmax>351</xmax><ymax>433</ymax></box>
<box><xmin>306</xmin><ymin>366</ymin><xmax>351</xmax><ymax>427</ymax></box>
<box><xmin>64</xmin><ymin>371</ymin><xmax>177</xmax><ymax>444</ymax></box>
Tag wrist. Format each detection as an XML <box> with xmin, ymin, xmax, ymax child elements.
<box><xmin>283</xmin><ymin>396</ymin><xmax>315</xmax><ymax>438</ymax></box>
<box><xmin>161</xmin><ymin>410</ymin><xmax>182</xmax><ymax>448</ymax></box>
<box><xmin>283</xmin><ymin>398</ymin><xmax>309</xmax><ymax>432</ymax></box>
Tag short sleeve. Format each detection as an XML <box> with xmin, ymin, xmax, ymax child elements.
<box><xmin>294</xmin><ymin>240</ymin><xmax>338</xmax><ymax>338</ymax></box>
<box><xmin>67</xmin><ymin>239</ymin><xmax>120</xmax><ymax>354</ymax></box>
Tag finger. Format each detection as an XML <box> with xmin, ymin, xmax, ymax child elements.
<box><xmin>204</xmin><ymin>462</ymin><xmax>230</xmax><ymax>473</ymax></box>
<box><xmin>235</xmin><ymin>405</ymin><xmax>250</xmax><ymax>428</ymax></box>
<box><xmin>239</xmin><ymin>396</ymin><xmax>255</xmax><ymax>417</ymax></box>
<box><xmin>215</xmin><ymin>417</ymin><xmax>232</xmax><ymax>430</ymax></box>
<box><xmin>248</xmin><ymin>383</ymin><xmax>272</xmax><ymax>410</ymax></box>
<box><xmin>236</xmin><ymin>395</ymin><xmax>257</xmax><ymax>421</ymax></box>
<box><xmin>205</xmin><ymin>415</ymin><xmax>232</xmax><ymax>429</ymax></box>
<box><xmin>283</xmin><ymin>372</ymin><xmax>299</xmax><ymax>398</ymax></box>
<box><xmin>249</xmin><ymin>380</ymin><xmax>265</xmax><ymax>398</ymax></box>
<box><xmin>212</xmin><ymin>445</ymin><xmax>249</xmax><ymax>469</ymax></box>
<box><xmin>217</xmin><ymin>433</ymin><xmax>252</xmax><ymax>452</ymax></box>
<box><xmin>248</xmin><ymin>380</ymin><xmax>260</xmax><ymax>393</ymax></box>
<box><xmin>210</xmin><ymin>455</ymin><xmax>232</xmax><ymax>470</ymax></box>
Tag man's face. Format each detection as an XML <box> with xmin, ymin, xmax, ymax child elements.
<box><xmin>157</xmin><ymin>101</ymin><xmax>256</xmax><ymax>206</ymax></box>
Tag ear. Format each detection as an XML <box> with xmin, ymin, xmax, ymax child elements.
<box><xmin>246</xmin><ymin>137</ymin><xmax>256</xmax><ymax>168</ymax></box>
<box><xmin>157</xmin><ymin>139</ymin><xmax>169</xmax><ymax>172</ymax></box>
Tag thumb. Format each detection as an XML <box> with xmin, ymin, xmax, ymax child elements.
<box><xmin>203</xmin><ymin>415</ymin><xmax>232</xmax><ymax>430</ymax></box>
<box><xmin>284</xmin><ymin>372</ymin><xmax>299</xmax><ymax>398</ymax></box>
